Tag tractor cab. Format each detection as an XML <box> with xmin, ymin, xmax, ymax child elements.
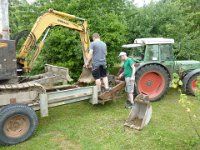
<box><xmin>122</xmin><ymin>43</ymin><xmax>145</xmax><ymax>62</ymax></box>
<box><xmin>122</xmin><ymin>38</ymin><xmax>175</xmax><ymax>77</ymax></box>
<box><xmin>122</xmin><ymin>38</ymin><xmax>175</xmax><ymax>63</ymax></box>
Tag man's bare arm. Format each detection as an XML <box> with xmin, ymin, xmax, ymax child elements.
<box><xmin>85</xmin><ymin>50</ymin><xmax>93</xmax><ymax>67</ymax></box>
<box><xmin>131</xmin><ymin>64</ymin><xmax>135</xmax><ymax>80</ymax></box>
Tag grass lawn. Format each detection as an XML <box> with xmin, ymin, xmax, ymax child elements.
<box><xmin>0</xmin><ymin>89</ymin><xmax>200</xmax><ymax>150</ymax></box>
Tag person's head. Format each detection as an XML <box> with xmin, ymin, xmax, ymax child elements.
<box><xmin>92</xmin><ymin>33</ymin><xmax>100</xmax><ymax>41</ymax></box>
<box><xmin>119</xmin><ymin>52</ymin><xmax>127</xmax><ymax>61</ymax></box>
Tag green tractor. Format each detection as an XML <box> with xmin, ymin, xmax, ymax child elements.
<box><xmin>121</xmin><ymin>38</ymin><xmax>200</xmax><ymax>101</ymax></box>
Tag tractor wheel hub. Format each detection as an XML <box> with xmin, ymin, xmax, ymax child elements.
<box><xmin>146</xmin><ymin>80</ymin><xmax>153</xmax><ymax>86</ymax></box>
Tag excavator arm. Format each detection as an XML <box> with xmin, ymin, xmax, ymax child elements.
<box><xmin>18</xmin><ymin>9</ymin><xmax>90</xmax><ymax>73</ymax></box>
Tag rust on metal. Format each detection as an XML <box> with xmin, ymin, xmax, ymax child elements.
<box><xmin>124</xmin><ymin>93</ymin><xmax>152</xmax><ymax>130</ymax></box>
<box><xmin>78</xmin><ymin>67</ymin><xmax>94</xmax><ymax>83</ymax></box>
<box><xmin>10</xmin><ymin>98</ymin><xmax>16</xmax><ymax>104</ymax></box>
<box><xmin>3</xmin><ymin>114</ymin><xmax>30</xmax><ymax>138</ymax></box>
<box><xmin>98</xmin><ymin>81</ymin><xmax>125</xmax><ymax>100</ymax></box>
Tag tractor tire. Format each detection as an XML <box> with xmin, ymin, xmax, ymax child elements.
<box><xmin>14</xmin><ymin>30</ymin><xmax>30</xmax><ymax>51</ymax></box>
<box><xmin>135</xmin><ymin>64</ymin><xmax>170</xmax><ymax>101</ymax></box>
<box><xmin>0</xmin><ymin>104</ymin><xmax>38</xmax><ymax>145</ymax></box>
<box><xmin>186</xmin><ymin>73</ymin><xmax>200</xmax><ymax>95</ymax></box>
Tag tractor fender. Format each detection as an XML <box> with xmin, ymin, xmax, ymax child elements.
<box><xmin>183</xmin><ymin>69</ymin><xmax>200</xmax><ymax>91</ymax></box>
<box><xmin>135</xmin><ymin>62</ymin><xmax>171</xmax><ymax>79</ymax></box>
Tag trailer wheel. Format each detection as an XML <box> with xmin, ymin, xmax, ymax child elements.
<box><xmin>186</xmin><ymin>73</ymin><xmax>200</xmax><ymax>95</ymax></box>
<box><xmin>0</xmin><ymin>104</ymin><xmax>38</xmax><ymax>145</ymax></box>
<box><xmin>135</xmin><ymin>64</ymin><xmax>170</xmax><ymax>101</ymax></box>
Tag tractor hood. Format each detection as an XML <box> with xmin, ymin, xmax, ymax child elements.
<box><xmin>175</xmin><ymin>60</ymin><xmax>200</xmax><ymax>73</ymax></box>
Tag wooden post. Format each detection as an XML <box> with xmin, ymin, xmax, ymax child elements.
<box><xmin>39</xmin><ymin>93</ymin><xmax>49</xmax><ymax>117</ymax></box>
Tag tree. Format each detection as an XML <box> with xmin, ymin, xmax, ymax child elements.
<box><xmin>9</xmin><ymin>0</ymin><xmax>130</xmax><ymax>79</ymax></box>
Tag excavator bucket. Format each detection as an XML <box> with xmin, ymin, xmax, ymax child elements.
<box><xmin>78</xmin><ymin>67</ymin><xmax>94</xmax><ymax>83</ymax></box>
<box><xmin>124</xmin><ymin>93</ymin><xmax>152</xmax><ymax>130</ymax></box>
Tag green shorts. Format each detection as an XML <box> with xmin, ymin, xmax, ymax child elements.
<box><xmin>125</xmin><ymin>77</ymin><xmax>134</xmax><ymax>93</ymax></box>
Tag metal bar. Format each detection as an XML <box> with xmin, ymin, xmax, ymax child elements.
<box><xmin>48</xmin><ymin>95</ymin><xmax>91</xmax><ymax>107</ymax></box>
<box><xmin>31</xmin><ymin>86</ymin><xmax>95</xmax><ymax>117</ymax></box>
<box><xmin>48</xmin><ymin>93</ymin><xmax>91</xmax><ymax>103</ymax></box>
<box><xmin>0</xmin><ymin>0</ymin><xmax>10</xmax><ymax>39</ymax></box>
<box><xmin>47</xmin><ymin>87</ymin><xmax>93</xmax><ymax>102</ymax></box>
<box><xmin>39</xmin><ymin>94</ymin><xmax>48</xmax><ymax>117</ymax></box>
<box><xmin>42</xmin><ymin>28</ymin><xmax>50</xmax><ymax>41</ymax></box>
<box><xmin>90</xmin><ymin>86</ymin><xmax>98</xmax><ymax>104</ymax></box>
<box><xmin>49</xmin><ymin>9</ymin><xmax>85</xmax><ymax>21</ymax></box>
<box><xmin>32</xmin><ymin>95</ymin><xmax>91</xmax><ymax>111</ymax></box>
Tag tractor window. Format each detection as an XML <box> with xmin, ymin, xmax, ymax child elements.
<box><xmin>122</xmin><ymin>46</ymin><xmax>145</xmax><ymax>61</ymax></box>
<box><xmin>160</xmin><ymin>44</ymin><xmax>173</xmax><ymax>61</ymax></box>
<box><xmin>144</xmin><ymin>45</ymin><xmax>159</xmax><ymax>61</ymax></box>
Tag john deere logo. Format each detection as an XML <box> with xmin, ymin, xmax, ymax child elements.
<box><xmin>0</xmin><ymin>42</ymin><xmax>8</xmax><ymax>48</ymax></box>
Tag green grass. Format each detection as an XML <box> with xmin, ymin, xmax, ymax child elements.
<box><xmin>1</xmin><ymin>89</ymin><xmax>200</xmax><ymax>150</ymax></box>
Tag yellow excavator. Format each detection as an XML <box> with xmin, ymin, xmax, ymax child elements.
<box><xmin>0</xmin><ymin>10</ymin><xmax>95</xmax><ymax>115</ymax></box>
<box><xmin>17</xmin><ymin>9</ymin><xmax>93</xmax><ymax>83</ymax></box>
<box><xmin>0</xmin><ymin>10</ymin><xmax>96</xmax><ymax>145</ymax></box>
<box><xmin>0</xmin><ymin>9</ymin><xmax>152</xmax><ymax>146</ymax></box>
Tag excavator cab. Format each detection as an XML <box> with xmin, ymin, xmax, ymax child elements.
<box><xmin>0</xmin><ymin>40</ymin><xmax>17</xmax><ymax>81</ymax></box>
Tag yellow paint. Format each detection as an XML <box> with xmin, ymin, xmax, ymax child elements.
<box><xmin>18</xmin><ymin>9</ymin><xmax>90</xmax><ymax>71</ymax></box>
<box><xmin>0</xmin><ymin>42</ymin><xmax>8</xmax><ymax>48</ymax></box>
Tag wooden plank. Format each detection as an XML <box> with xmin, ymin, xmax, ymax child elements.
<box><xmin>98</xmin><ymin>81</ymin><xmax>125</xmax><ymax>100</ymax></box>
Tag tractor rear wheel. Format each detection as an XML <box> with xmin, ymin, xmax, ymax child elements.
<box><xmin>186</xmin><ymin>73</ymin><xmax>200</xmax><ymax>95</ymax></box>
<box><xmin>135</xmin><ymin>64</ymin><xmax>170</xmax><ymax>101</ymax></box>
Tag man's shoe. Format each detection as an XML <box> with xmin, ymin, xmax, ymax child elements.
<box><xmin>98</xmin><ymin>91</ymin><xmax>102</xmax><ymax>95</ymax></box>
<box><xmin>125</xmin><ymin>100</ymin><xmax>131</xmax><ymax>105</ymax></box>
<box><xmin>125</xmin><ymin>102</ymin><xmax>134</xmax><ymax>109</ymax></box>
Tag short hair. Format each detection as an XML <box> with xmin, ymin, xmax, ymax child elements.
<box><xmin>93</xmin><ymin>33</ymin><xmax>100</xmax><ymax>39</ymax></box>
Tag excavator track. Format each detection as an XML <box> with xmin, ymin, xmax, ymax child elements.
<box><xmin>0</xmin><ymin>82</ymin><xmax>46</xmax><ymax>106</ymax></box>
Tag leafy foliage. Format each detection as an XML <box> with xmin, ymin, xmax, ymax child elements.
<box><xmin>196</xmin><ymin>76</ymin><xmax>200</xmax><ymax>100</ymax></box>
<box><xmin>9</xmin><ymin>0</ymin><xmax>200</xmax><ymax>80</ymax></box>
<box><xmin>9</xmin><ymin>0</ymin><xmax>129</xmax><ymax>79</ymax></box>
<box><xmin>126</xmin><ymin>0</ymin><xmax>200</xmax><ymax>60</ymax></box>
<box><xmin>171</xmin><ymin>73</ymin><xmax>200</xmax><ymax>139</ymax></box>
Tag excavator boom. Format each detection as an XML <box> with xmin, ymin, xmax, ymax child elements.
<box><xmin>18</xmin><ymin>9</ymin><xmax>93</xmax><ymax>83</ymax></box>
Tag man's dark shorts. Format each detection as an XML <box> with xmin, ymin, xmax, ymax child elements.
<box><xmin>92</xmin><ymin>65</ymin><xmax>107</xmax><ymax>80</ymax></box>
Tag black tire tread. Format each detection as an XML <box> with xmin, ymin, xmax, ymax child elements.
<box><xmin>186</xmin><ymin>72</ymin><xmax>200</xmax><ymax>95</ymax></box>
<box><xmin>0</xmin><ymin>104</ymin><xmax>38</xmax><ymax>145</ymax></box>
